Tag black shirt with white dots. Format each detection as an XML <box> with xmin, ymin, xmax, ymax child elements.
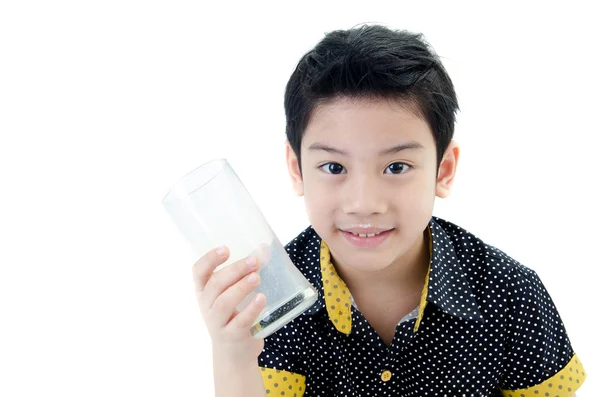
<box><xmin>257</xmin><ymin>216</ymin><xmax>586</xmax><ymax>396</ymax></box>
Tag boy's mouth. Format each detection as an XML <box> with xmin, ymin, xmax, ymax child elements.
<box><xmin>338</xmin><ymin>228</ymin><xmax>395</xmax><ymax>248</ymax></box>
<box><xmin>345</xmin><ymin>230</ymin><xmax>390</xmax><ymax>238</ymax></box>
<box><xmin>339</xmin><ymin>226</ymin><xmax>394</xmax><ymax>236</ymax></box>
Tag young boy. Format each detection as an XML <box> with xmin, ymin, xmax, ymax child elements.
<box><xmin>192</xmin><ymin>25</ymin><xmax>586</xmax><ymax>397</ymax></box>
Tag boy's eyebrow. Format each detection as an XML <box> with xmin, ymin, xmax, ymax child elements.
<box><xmin>307</xmin><ymin>141</ymin><xmax>425</xmax><ymax>156</ymax></box>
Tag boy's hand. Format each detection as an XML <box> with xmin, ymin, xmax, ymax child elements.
<box><xmin>192</xmin><ymin>246</ymin><xmax>267</xmax><ymax>364</ymax></box>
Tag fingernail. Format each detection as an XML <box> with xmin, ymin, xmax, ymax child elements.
<box><xmin>216</xmin><ymin>246</ymin><xmax>226</xmax><ymax>256</ymax></box>
<box><xmin>254</xmin><ymin>294</ymin><xmax>264</xmax><ymax>305</ymax></box>
<box><xmin>248</xmin><ymin>273</ymin><xmax>258</xmax><ymax>283</ymax></box>
<box><xmin>246</xmin><ymin>256</ymin><xmax>256</xmax><ymax>267</ymax></box>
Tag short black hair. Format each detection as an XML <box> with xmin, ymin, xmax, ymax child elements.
<box><xmin>284</xmin><ymin>24</ymin><xmax>459</xmax><ymax>174</ymax></box>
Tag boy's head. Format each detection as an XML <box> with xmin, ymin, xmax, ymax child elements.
<box><xmin>284</xmin><ymin>24</ymin><xmax>461</xmax><ymax>273</ymax></box>
<box><xmin>284</xmin><ymin>24</ymin><xmax>459</xmax><ymax>176</ymax></box>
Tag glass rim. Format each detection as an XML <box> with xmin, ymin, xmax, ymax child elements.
<box><xmin>162</xmin><ymin>158</ymin><xmax>228</xmax><ymax>204</ymax></box>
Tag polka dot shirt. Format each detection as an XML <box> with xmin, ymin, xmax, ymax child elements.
<box><xmin>257</xmin><ymin>216</ymin><xmax>586</xmax><ymax>396</ymax></box>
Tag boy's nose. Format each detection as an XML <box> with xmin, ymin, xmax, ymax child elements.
<box><xmin>340</xmin><ymin>176</ymin><xmax>387</xmax><ymax>216</ymax></box>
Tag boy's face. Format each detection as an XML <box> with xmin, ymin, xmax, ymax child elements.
<box><xmin>285</xmin><ymin>97</ymin><xmax>459</xmax><ymax>274</ymax></box>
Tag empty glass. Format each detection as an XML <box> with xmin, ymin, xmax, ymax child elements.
<box><xmin>162</xmin><ymin>159</ymin><xmax>318</xmax><ymax>339</ymax></box>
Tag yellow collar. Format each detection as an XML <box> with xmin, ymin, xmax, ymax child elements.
<box><xmin>319</xmin><ymin>227</ymin><xmax>432</xmax><ymax>335</ymax></box>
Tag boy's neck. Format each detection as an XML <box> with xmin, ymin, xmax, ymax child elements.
<box><xmin>333</xmin><ymin>228</ymin><xmax>431</xmax><ymax>297</ymax></box>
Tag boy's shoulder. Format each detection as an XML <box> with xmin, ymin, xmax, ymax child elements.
<box><xmin>283</xmin><ymin>225</ymin><xmax>322</xmax><ymax>277</ymax></box>
<box><xmin>432</xmin><ymin>216</ymin><xmax>534</xmax><ymax>271</ymax></box>
<box><xmin>431</xmin><ymin>216</ymin><xmax>543</xmax><ymax>299</ymax></box>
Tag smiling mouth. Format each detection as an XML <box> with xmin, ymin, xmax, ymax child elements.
<box><xmin>339</xmin><ymin>228</ymin><xmax>395</xmax><ymax>237</ymax></box>
<box><xmin>339</xmin><ymin>228</ymin><xmax>394</xmax><ymax>248</ymax></box>
<box><xmin>347</xmin><ymin>230</ymin><xmax>390</xmax><ymax>238</ymax></box>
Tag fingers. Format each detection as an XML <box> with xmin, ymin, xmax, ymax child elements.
<box><xmin>192</xmin><ymin>245</ymin><xmax>268</xmax><ymax>337</ymax></box>
<box><xmin>192</xmin><ymin>246</ymin><xmax>229</xmax><ymax>293</ymax></box>
<box><xmin>228</xmin><ymin>293</ymin><xmax>267</xmax><ymax>330</ymax></box>
<box><xmin>210</xmin><ymin>271</ymin><xmax>262</xmax><ymax>327</ymax></box>
<box><xmin>202</xmin><ymin>255</ymin><xmax>260</xmax><ymax>311</ymax></box>
<box><xmin>250</xmin><ymin>242</ymin><xmax>271</xmax><ymax>270</ymax></box>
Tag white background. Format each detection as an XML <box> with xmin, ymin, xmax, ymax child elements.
<box><xmin>1</xmin><ymin>1</ymin><xmax>597</xmax><ymax>396</ymax></box>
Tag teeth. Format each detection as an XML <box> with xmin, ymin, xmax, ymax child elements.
<box><xmin>352</xmin><ymin>231</ymin><xmax>383</xmax><ymax>237</ymax></box>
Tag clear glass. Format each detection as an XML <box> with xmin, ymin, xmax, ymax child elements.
<box><xmin>162</xmin><ymin>159</ymin><xmax>318</xmax><ymax>338</ymax></box>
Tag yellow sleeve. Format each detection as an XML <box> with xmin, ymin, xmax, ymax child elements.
<box><xmin>259</xmin><ymin>366</ymin><xmax>306</xmax><ymax>397</ymax></box>
<box><xmin>500</xmin><ymin>353</ymin><xmax>587</xmax><ymax>397</ymax></box>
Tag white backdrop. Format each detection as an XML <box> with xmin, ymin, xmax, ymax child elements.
<box><xmin>1</xmin><ymin>1</ymin><xmax>597</xmax><ymax>396</ymax></box>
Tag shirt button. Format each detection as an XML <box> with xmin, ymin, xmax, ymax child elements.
<box><xmin>381</xmin><ymin>370</ymin><xmax>392</xmax><ymax>382</ymax></box>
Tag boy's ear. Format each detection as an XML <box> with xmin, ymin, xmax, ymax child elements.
<box><xmin>285</xmin><ymin>142</ymin><xmax>304</xmax><ymax>196</ymax></box>
<box><xmin>435</xmin><ymin>140</ymin><xmax>460</xmax><ymax>199</ymax></box>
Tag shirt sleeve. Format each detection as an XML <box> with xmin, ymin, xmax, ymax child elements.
<box><xmin>499</xmin><ymin>266</ymin><xmax>587</xmax><ymax>396</ymax></box>
<box><xmin>258</xmin><ymin>328</ymin><xmax>307</xmax><ymax>397</ymax></box>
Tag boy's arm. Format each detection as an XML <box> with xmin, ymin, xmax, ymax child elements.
<box><xmin>257</xmin><ymin>324</ymin><xmax>307</xmax><ymax>397</ymax></box>
<box><xmin>213</xmin><ymin>355</ymin><xmax>266</xmax><ymax>397</ymax></box>
<box><xmin>258</xmin><ymin>366</ymin><xmax>306</xmax><ymax>397</ymax></box>
<box><xmin>499</xmin><ymin>266</ymin><xmax>586</xmax><ymax>396</ymax></box>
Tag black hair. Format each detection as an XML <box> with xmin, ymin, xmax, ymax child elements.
<box><xmin>284</xmin><ymin>24</ymin><xmax>459</xmax><ymax>174</ymax></box>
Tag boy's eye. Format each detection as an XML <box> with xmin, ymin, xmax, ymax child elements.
<box><xmin>318</xmin><ymin>162</ymin><xmax>411</xmax><ymax>175</ymax></box>
<box><xmin>385</xmin><ymin>162</ymin><xmax>411</xmax><ymax>174</ymax></box>
<box><xmin>319</xmin><ymin>162</ymin><xmax>346</xmax><ymax>174</ymax></box>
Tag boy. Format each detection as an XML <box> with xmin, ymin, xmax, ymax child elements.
<box><xmin>192</xmin><ymin>25</ymin><xmax>586</xmax><ymax>396</ymax></box>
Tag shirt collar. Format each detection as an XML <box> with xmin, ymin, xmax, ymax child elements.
<box><xmin>291</xmin><ymin>217</ymin><xmax>484</xmax><ymax>334</ymax></box>
<box><xmin>426</xmin><ymin>217</ymin><xmax>484</xmax><ymax>325</ymax></box>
